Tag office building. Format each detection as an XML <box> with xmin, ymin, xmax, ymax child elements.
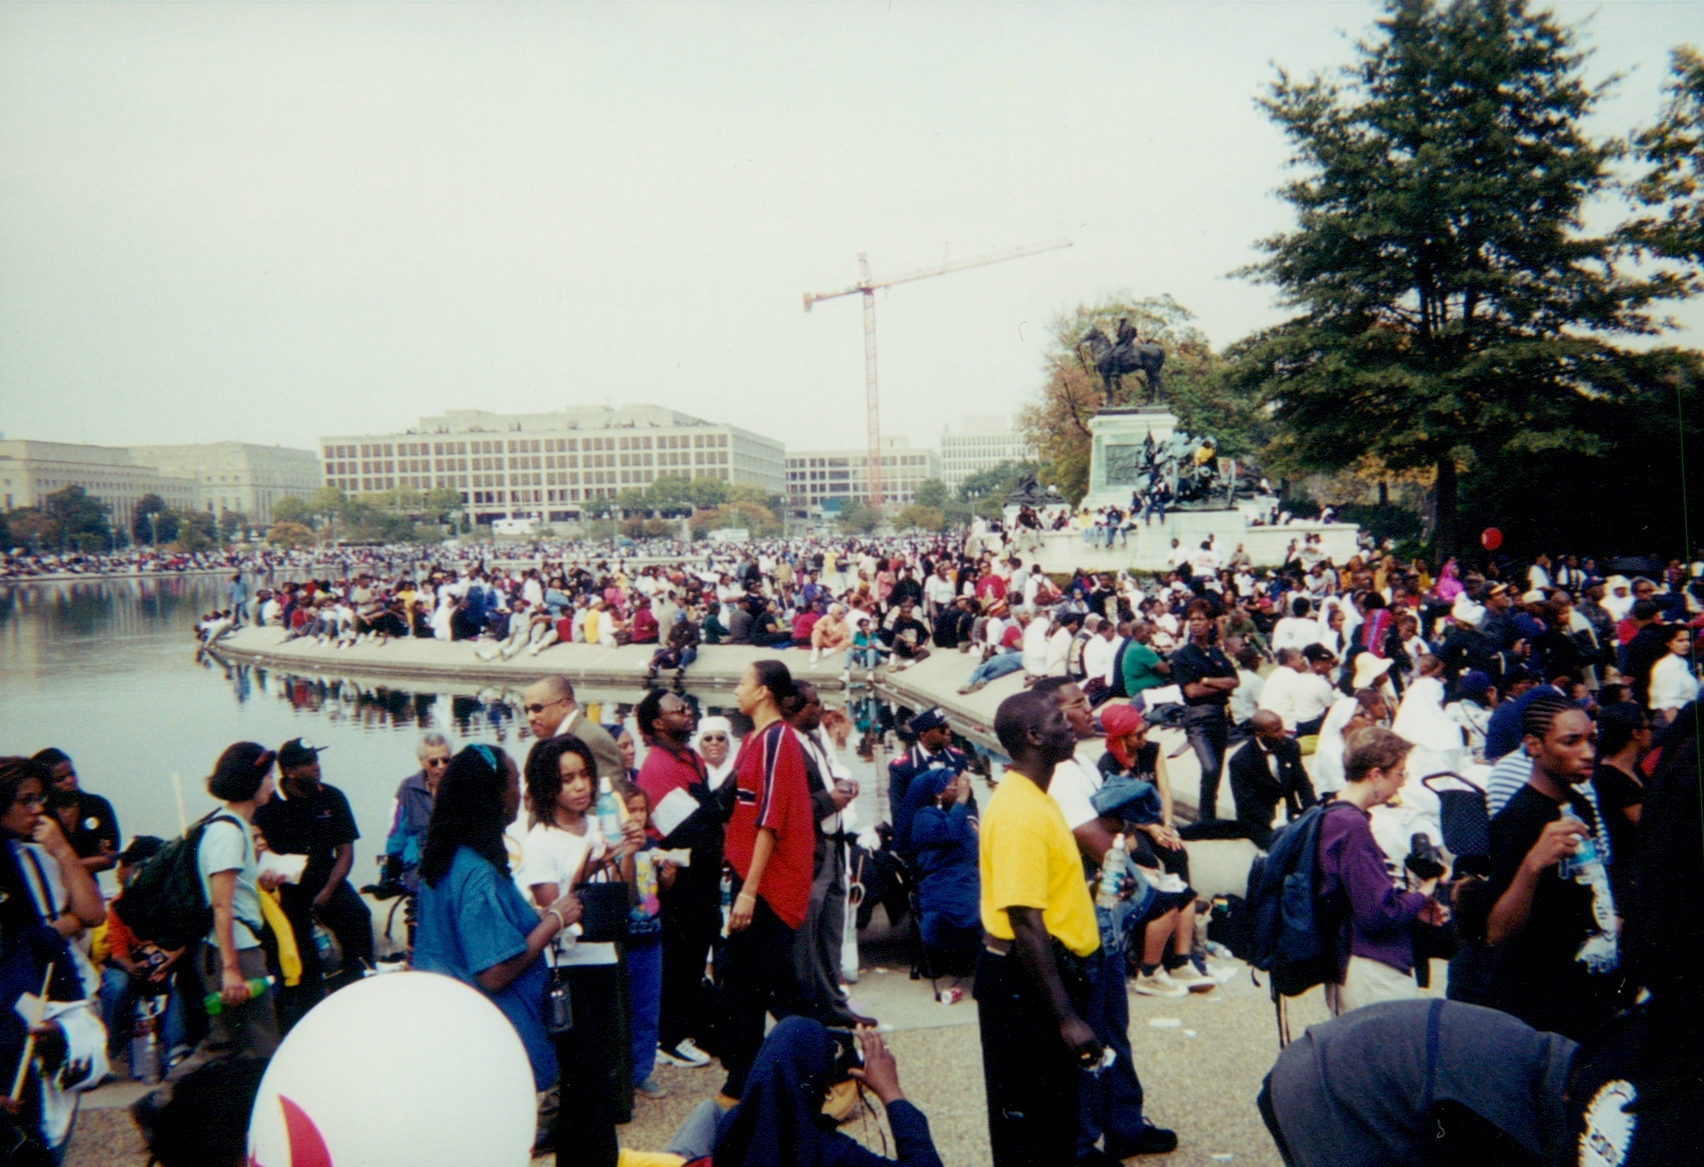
<box><xmin>127</xmin><ymin>443</ymin><xmax>321</xmax><ymax>526</ymax></box>
<box><xmin>939</xmin><ymin>415</ymin><xmax>1036</xmax><ymax>492</ymax></box>
<box><xmin>320</xmin><ymin>405</ymin><xmax>786</xmax><ymax>524</ymax></box>
<box><xmin>784</xmin><ymin>437</ymin><xmax>939</xmax><ymax>514</ymax></box>
<box><xmin>0</xmin><ymin>440</ymin><xmax>197</xmax><ymax>533</ymax></box>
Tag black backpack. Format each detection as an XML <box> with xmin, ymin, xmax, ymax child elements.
<box><xmin>114</xmin><ymin>812</ymin><xmax>242</xmax><ymax>951</ymax></box>
<box><xmin>1245</xmin><ymin>801</ymin><xmax>1351</xmax><ymax>999</ymax></box>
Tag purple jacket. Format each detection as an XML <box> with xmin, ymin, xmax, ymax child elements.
<box><xmin>1317</xmin><ymin>801</ymin><xmax>1427</xmax><ymax>975</ymax></box>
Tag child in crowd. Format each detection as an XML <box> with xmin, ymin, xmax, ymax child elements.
<box><xmin>619</xmin><ymin>785</ymin><xmax>676</xmax><ymax>1100</ymax></box>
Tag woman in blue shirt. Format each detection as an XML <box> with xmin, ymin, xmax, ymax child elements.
<box><xmin>414</xmin><ymin>745</ymin><xmax>581</xmax><ymax>1099</ymax></box>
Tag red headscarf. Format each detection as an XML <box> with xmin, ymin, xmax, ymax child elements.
<box><xmin>1100</xmin><ymin>703</ymin><xmax>1146</xmax><ymax>770</ymax></box>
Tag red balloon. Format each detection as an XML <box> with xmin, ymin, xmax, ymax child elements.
<box><xmin>1481</xmin><ymin>528</ymin><xmax>1503</xmax><ymax>552</ymax></box>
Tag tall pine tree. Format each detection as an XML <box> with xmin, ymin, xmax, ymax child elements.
<box><xmin>1230</xmin><ymin>0</ymin><xmax>1684</xmax><ymax>556</ymax></box>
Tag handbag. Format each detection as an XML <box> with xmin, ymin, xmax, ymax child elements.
<box><xmin>573</xmin><ymin>881</ymin><xmax>631</xmax><ymax>944</ymax></box>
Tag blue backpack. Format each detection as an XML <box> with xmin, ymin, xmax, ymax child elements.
<box><xmin>1245</xmin><ymin>801</ymin><xmax>1352</xmax><ymax>999</ymax></box>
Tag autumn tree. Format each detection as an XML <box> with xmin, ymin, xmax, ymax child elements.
<box><xmin>1018</xmin><ymin>295</ymin><xmax>1239</xmax><ymax>502</ymax></box>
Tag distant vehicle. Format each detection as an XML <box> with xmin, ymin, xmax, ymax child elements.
<box><xmin>492</xmin><ymin>517</ymin><xmax>541</xmax><ymax>538</ymax></box>
<box><xmin>708</xmin><ymin>528</ymin><xmax>750</xmax><ymax>544</ymax></box>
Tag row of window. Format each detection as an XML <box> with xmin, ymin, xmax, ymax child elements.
<box><xmin>323</xmin><ymin>432</ymin><xmax>741</xmax><ymax>462</ymax></box>
<box><xmin>785</xmin><ymin>454</ymin><xmax>929</xmax><ymax>470</ymax></box>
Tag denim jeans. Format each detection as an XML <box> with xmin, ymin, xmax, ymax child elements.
<box><xmin>626</xmin><ymin>938</ymin><xmax>663</xmax><ymax>1085</ymax></box>
<box><xmin>967</xmin><ymin>651</ymin><xmax>1024</xmax><ymax>687</ymax></box>
<box><xmin>1077</xmin><ymin>945</ymin><xmax>1148</xmax><ymax>1157</ymax></box>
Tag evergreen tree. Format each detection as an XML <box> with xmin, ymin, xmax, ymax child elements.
<box><xmin>1230</xmin><ymin>0</ymin><xmax>1685</xmax><ymax>555</ymax></box>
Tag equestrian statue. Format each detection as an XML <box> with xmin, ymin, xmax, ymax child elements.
<box><xmin>1078</xmin><ymin>318</ymin><xmax>1165</xmax><ymax>406</ymax></box>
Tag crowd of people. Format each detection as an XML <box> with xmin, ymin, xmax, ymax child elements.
<box><xmin>6</xmin><ymin>523</ymin><xmax>1702</xmax><ymax>1166</ymax></box>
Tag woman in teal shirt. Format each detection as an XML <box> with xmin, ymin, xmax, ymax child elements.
<box><xmin>414</xmin><ymin>744</ymin><xmax>580</xmax><ymax>1094</ymax></box>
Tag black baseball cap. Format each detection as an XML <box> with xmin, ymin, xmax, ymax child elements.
<box><xmin>278</xmin><ymin>738</ymin><xmax>328</xmax><ymax>769</ymax></box>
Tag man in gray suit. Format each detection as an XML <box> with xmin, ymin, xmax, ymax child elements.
<box><xmin>523</xmin><ymin>676</ymin><xmax>624</xmax><ymax>783</ymax></box>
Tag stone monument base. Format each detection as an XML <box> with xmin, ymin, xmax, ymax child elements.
<box><xmin>1019</xmin><ymin>517</ymin><xmax>1361</xmax><ymax>574</ymax></box>
<box><xmin>1081</xmin><ymin>406</ymin><xmax>1178</xmax><ymax>512</ymax></box>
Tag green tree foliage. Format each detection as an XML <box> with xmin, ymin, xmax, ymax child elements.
<box><xmin>265</xmin><ymin>521</ymin><xmax>317</xmax><ymax>549</ymax></box>
<box><xmin>270</xmin><ymin>496</ymin><xmax>310</xmax><ymax>526</ymax></box>
<box><xmin>644</xmin><ymin>475</ymin><xmax>696</xmax><ymax>511</ymax></box>
<box><xmin>2</xmin><ymin>509</ymin><xmax>55</xmax><ymax>551</ymax></box>
<box><xmin>895</xmin><ymin>504</ymin><xmax>946</xmax><ymax>532</ymax></box>
<box><xmin>217</xmin><ymin>511</ymin><xmax>248</xmax><ymax>543</ymax></box>
<box><xmin>1628</xmin><ymin>47</ymin><xmax>1704</xmax><ymax>270</ymax></box>
<box><xmin>133</xmin><ymin>493</ymin><xmax>174</xmax><ymax>543</ymax></box>
<box><xmin>43</xmin><ymin>486</ymin><xmax>111</xmax><ymax>551</ymax></box>
<box><xmin>1228</xmin><ymin>0</ymin><xmax>1688</xmax><ymax>556</ymax></box>
<box><xmin>836</xmin><ymin>502</ymin><xmax>883</xmax><ymax>534</ymax></box>
<box><xmin>173</xmin><ymin>510</ymin><xmax>217</xmax><ymax>552</ymax></box>
<box><xmin>686</xmin><ymin>477</ymin><xmax>731</xmax><ymax>509</ymax></box>
<box><xmin>1018</xmin><ymin>296</ymin><xmax>1241</xmax><ymax>502</ymax></box>
<box><xmin>690</xmin><ymin>501</ymin><xmax>780</xmax><ymax>539</ymax></box>
<box><xmin>956</xmin><ymin>460</ymin><xmax>1039</xmax><ymax>520</ymax></box>
<box><xmin>912</xmin><ymin>479</ymin><xmax>951</xmax><ymax>510</ymax></box>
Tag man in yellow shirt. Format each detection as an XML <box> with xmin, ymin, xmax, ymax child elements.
<box><xmin>977</xmin><ymin>690</ymin><xmax>1104</xmax><ymax>1167</ymax></box>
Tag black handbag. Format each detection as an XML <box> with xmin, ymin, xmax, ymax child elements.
<box><xmin>573</xmin><ymin>881</ymin><xmax>631</xmax><ymax>944</ymax></box>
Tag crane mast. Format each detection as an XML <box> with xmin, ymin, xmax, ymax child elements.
<box><xmin>805</xmin><ymin>238</ymin><xmax>1071</xmax><ymax>510</ymax></box>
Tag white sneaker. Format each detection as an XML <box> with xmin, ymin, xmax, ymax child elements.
<box><xmin>656</xmin><ymin>1039</ymin><xmax>712</xmax><ymax>1068</ymax></box>
<box><xmin>1132</xmin><ymin>970</ymin><xmax>1188</xmax><ymax>997</ymax></box>
<box><xmin>1166</xmin><ymin>965</ymin><xmax>1216</xmax><ymax>993</ymax></box>
<box><xmin>840</xmin><ymin>670</ymin><xmax>851</xmax><ymax>685</ymax></box>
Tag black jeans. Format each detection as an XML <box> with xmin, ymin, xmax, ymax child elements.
<box><xmin>658</xmin><ymin>860</ymin><xmax>722</xmax><ymax>1051</ymax></box>
<box><xmin>275</xmin><ymin>879</ymin><xmax>374</xmax><ymax>1031</ymax></box>
<box><xmin>555</xmin><ymin>963</ymin><xmax>621</xmax><ymax>1167</ymax></box>
<box><xmin>718</xmin><ymin>890</ymin><xmax>801</xmax><ymax>1098</ymax></box>
<box><xmin>1184</xmin><ymin>709</ymin><xmax>1230</xmax><ymax>820</ymax></box>
<box><xmin>975</xmin><ymin>947</ymin><xmax>1083</xmax><ymax>1167</ymax></box>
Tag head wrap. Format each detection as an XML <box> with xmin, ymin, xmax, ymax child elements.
<box><xmin>1100</xmin><ymin>702</ymin><xmax>1146</xmax><ymax>770</ymax></box>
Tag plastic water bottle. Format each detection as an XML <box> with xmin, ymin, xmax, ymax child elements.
<box><xmin>597</xmin><ymin>777</ymin><xmax>623</xmax><ymax>845</ymax></box>
<box><xmin>1558</xmin><ymin>806</ymin><xmax>1620</xmax><ymax>972</ymax></box>
<box><xmin>203</xmin><ymin>975</ymin><xmax>274</xmax><ymax>1017</ymax></box>
<box><xmin>1096</xmin><ymin>833</ymin><xmax>1127</xmax><ymax>910</ymax></box>
<box><xmin>129</xmin><ymin>1008</ymin><xmax>161</xmax><ymax>1084</ymax></box>
<box><xmin>719</xmin><ymin>866</ymin><xmax>734</xmax><ymax>935</ymax></box>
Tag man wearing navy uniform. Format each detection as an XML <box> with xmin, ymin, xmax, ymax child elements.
<box><xmin>888</xmin><ymin>708</ymin><xmax>972</xmax><ymax>858</ymax></box>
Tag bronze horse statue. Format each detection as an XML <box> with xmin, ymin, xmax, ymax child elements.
<box><xmin>1079</xmin><ymin>327</ymin><xmax>1165</xmax><ymax>405</ymax></box>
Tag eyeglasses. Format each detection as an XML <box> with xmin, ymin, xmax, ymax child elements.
<box><xmin>424</xmin><ymin>757</ymin><xmax>450</xmax><ymax>768</ymax></box>
<box><xmin>523</xmin><ymin>698</ymin><xmax>568</xmax><ymax>714</ymax></box>
<box><xmin>700</xmin><ymin>734</ymin><xmax>728</xmax><ymax>742</ymax></box>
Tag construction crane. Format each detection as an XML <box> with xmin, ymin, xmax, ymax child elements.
<box><xmin>804</xmin><ymin>238</ymin><xmax>1072</xmax><ymax>508</ymax></box>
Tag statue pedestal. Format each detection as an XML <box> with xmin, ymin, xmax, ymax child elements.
<box><xmin>1082</xmin><ymin>407</ymin><xmax>1180</xmax><ymax>511</ymax></box>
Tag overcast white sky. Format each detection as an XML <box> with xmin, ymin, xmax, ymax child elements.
<box><xmin>1</xmin><ymin>1</ymin><xmax>1697</xmax><ymax>458</ymax></box>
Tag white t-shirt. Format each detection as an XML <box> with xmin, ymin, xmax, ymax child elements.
<box><xmin>924</xmin><ymin>575</ymin><xmax>956</xmax><ymax>606</ymax></box>
<box><xmin>1049</xmin><ymin>748</ymin><xmax>1106</xmax><ymax>833</ymax></box>
<box><xmin>516</xmin><ymin>821</ymin><xmax>617</xmax><ymax>966</ymax></box>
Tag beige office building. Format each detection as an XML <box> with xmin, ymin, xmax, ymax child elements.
<box><xmin>320</xmin><ymin>405</ymin><xmax>786</xmax><ymax>523</ymax></box>
<box><xmin>784</xmin><ymin>437</ymin><xmax>939</xmax><ymax>513</ymax></box>
<box><xmin>939</xmin><ymin>415</ymin><xmax>1036</xmax><ymax>492</ymax></box>
<box><xmin>0</xmin><ymin>440</ymin><xmax>198</xmax><ymax>534</ymax></box>
<box><xmin>127</xmin><ymin>443</ymin><xmax>321</xmax><ymax>526</ymax></box>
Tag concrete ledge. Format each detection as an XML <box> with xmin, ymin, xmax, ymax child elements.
<box><xmin>207</xmin><ymin>626</ymin><xmax>866</xmax><ymax>693</ymax></box>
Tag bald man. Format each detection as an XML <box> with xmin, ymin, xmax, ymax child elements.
<box><xmin>1228</xmin><ymin>711</ymin><xmax>1316</xmax><ymax>849</ymax></box>
<box><xmin>522</xmin><ymin>676</ymin><xmax>624</xmax><ymax>783</ymax></box>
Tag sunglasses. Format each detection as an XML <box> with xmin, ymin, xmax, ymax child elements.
<box><xmin>700</xmin><ymin>734</ymin><xmax>728</xmax><ymax>742</ymax></box>
<box><xmin>523</xmin><ymin>699</ymin><xmax>567</xmax><ymax>715</ymax></box>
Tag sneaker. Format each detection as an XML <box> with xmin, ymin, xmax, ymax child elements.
<box><xmin>635</xmin><ymin>1076</ymin><xmax>669</xmax><ymax>1100</ymax></box>
<box><xmin>1132</xmin><ymin>969</ymin><xmax>1187</xmax><ymax>997</ymax></box>
<box><xmin>1105</xmin><ymin>1124</ymin><xmax>1179</xmax><ymax>1157</ymax></box>
<box><xmin>1167</xmin><ymin>964</ymin><xmax>1216</xmax><ymax>992</ymax></box>
<box><xmin>656</xmin><ymin>1039</ymin><xmax>712</xmax><ymax>1068</ymax></box>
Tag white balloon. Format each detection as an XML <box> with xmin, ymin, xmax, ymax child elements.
<box><xmin>248</xmin><ymin>972</ymin><xmax>536</xmax><ymax>1167</ymax></box>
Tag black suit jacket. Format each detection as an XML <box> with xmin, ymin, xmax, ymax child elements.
<box><xmin>1228</xmin><ymin>736</ymin><xmax>1316</xmax><ymax>850</ymax></box>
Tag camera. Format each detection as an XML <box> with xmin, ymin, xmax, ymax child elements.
<box><xmin>824</xmin><ymin>1027</ymin><xmax>863</xmax><ymax>1084</ymax></box>
<box><xmin>1404</xmin><ymin>833</ymin><xmax>1446</xmax><ymax>882</ymax></box>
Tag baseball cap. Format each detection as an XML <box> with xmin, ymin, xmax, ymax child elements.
<box><xmin>278</xmin><ymin>738</ymin><xmax>328</xmax><ymax>769</ymax></box>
